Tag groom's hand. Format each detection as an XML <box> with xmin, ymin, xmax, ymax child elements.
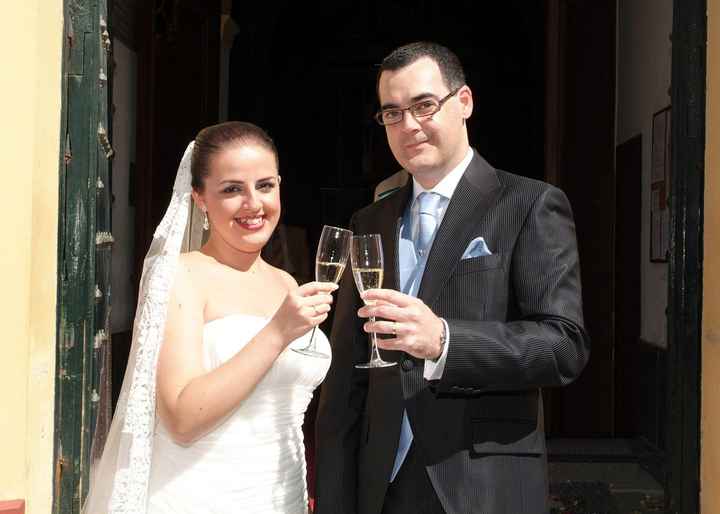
<box><xmin>358</xmin><ymin>289</ymin><xmax>444</xmax><ymax>360</ymax></box>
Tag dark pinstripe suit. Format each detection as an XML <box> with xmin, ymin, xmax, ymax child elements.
<box><xmin>315</xmin><ymin>152</ymin><xmax>590</xmax><ymax>514</ymax></box>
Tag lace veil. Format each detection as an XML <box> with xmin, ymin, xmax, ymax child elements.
<box><xmin>83</xmin><ymin>141</ymin><xmax>204</xmax><ymax>514</ymax></box>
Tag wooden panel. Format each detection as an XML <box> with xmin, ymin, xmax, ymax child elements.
<box><xmin>613</xmin><ymin>136</ymin><xmax>667</xmax><ymax>457</ymax></box>
<box><xmin>614</xmin><ymin>135</ymin><xmax>644</xmax><ymax>436</ymax></box>
<box><xmin>55</xmin><ymin>0</ymin><xmax>112</xmax><ymax>512</ymax></box>
<box><xmin>545</xmin><ymin>0</ymin><xmax>617</xmax><ymax>436</ymax></box>
<box><xmin>667</xmin><ymin>0</ymin><xmax>706</xmax><ymax>511</ymax></box>
<box><xmin>56</xmin><ymin>0</ymin><xmax>97</xmax><ymax>507</ymax></box>
<box><xmin>110</xmin><ymin>0</ymin><xmax>140</xmax><ymax>49</ymax></box>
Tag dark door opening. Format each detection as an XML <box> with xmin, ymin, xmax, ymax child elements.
<box><xmin>228</xmin><ymin>2</ymin><xmax>547</xmax><ymax>240</ymax></box>
<box><xmin>104</xmin><ymin>0</ymin><xmax>695</xmax><ymax>511</ymax></box>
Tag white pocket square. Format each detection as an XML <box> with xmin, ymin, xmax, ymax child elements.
<box><xmin>462</xmin><ymin>237</ymin><xmax>492</xmax><ymax>259</ymax></box>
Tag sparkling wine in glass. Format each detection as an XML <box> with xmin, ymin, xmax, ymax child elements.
<box><xmin>351</xmin><ymin>234</ymin><xmax>396</xmax><ymax>369</ymax></box>
<box><xmin>315</xmin><ymin>260</ymin><xmax>346</xmax><ymax>284</ymax></box>
<box><xmin>293</xmin><ymin>225</ymin><xmax>352</xmax><ymax>358</ymax></box>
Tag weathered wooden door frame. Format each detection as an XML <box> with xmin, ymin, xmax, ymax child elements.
<box><xmin>54</xmin><ymin>0</ymin><xmax>113</xmax><ymax>512</ymax></box>
<box><xmin>667</xmin><ymin>0</ymin><xmax>705</xmax><ymax>512</ymax></box>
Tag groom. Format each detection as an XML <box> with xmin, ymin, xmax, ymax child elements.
<box><xmin>314</xmin><ymin>41</ymin><xmax>590</xmax><ymax>514</ymax></box>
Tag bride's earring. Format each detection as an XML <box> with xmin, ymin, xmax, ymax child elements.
<box><xmin>203</xmin><ymin>209</ymin><xmax>209</xmax><ymax>231</ymax></box>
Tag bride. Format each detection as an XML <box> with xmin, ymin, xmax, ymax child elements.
<box><xmin>83</xmin><ymin>121</ymin><xmax>337</xmax><ymax>514</ymax></box>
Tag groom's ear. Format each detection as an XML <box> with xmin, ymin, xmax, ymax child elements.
<box><xmin>458</xmin><ymin>85</ymin><xmax>474</xmax><ymax>120</ymax></box>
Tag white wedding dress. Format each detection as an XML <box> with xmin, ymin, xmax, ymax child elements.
<box><xmin>145</xmin><ymin>314</ymin><xmax>331</xmax><ymax>514</ymax></box>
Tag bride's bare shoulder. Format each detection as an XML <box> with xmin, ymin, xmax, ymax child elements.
<box><xmin>267</xmin><ymin>264</ymin><xmax>298</xmax><ymax>290</ymax></box>
<box><xmin>165</xmin><ymin>252</ymin><xmax>209</xmax><ymax>313</ymax></box>
<box><xmin>173</xmin><ymin>252</ymin><xmax>215</xmax><ymax>292</ymax></box>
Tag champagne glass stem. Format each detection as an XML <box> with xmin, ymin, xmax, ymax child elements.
<box><xmin>307</xmin><ymin>326</ymin><xmax>317</xmax><ymax>351</ymax></box>
<box><xmin>369</xmin><ymin>316</ymin><xmax>382</xmax><ymax>361</ymax></box>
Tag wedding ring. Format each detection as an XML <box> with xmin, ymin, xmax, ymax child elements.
<box><xmin>392</xmin><ymin>322</ymin><xmax>398</xmax><ymax>335</ymax></box>
<box><xmin>312</xmin><ymin>305</ymin><xmax>319</xmax><ymax>315</ymax></box>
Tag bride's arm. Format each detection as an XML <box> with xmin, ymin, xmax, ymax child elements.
<box><xmin>155</xmin><ymin>263</ymin><xmax>336</xmax><ymax>444</ymax></box>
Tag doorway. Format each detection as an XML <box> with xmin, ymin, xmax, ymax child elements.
<box><xmin>69</xmin><ymin>0</ymin><xmax>705</xmax><ymax>512</ymax></box>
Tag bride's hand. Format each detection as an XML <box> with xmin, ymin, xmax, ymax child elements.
<box><xmin>269</xmin><ymin>281</ymin><xmax>338</xmax><ymax>344</ymax></box>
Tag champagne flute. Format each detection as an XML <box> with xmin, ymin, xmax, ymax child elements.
<box><xmin>351</xmin><ymin>234</ymin><xmax>396</xmax><ymax>369</ymax></box>
<box><xmin>293</xmin><ymin>225</ymin><xmax>352</xmax><ymax>358</ymax></box>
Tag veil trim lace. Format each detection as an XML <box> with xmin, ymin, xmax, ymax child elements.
<box><xmin>83</xmin><ymin>142</ymin><xmax>199</xmax><ymax>514</ymax></box>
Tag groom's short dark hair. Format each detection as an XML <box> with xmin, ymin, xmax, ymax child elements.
<box><xmin>376</xmin><ymin>41</ymin><xmax>466</xmax><ymax>97</ymax></box>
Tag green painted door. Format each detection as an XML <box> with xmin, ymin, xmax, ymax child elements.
<box><xmin>54</xmin><ymin>0</ymin><xmax>113</xmax><ymax>512</ymax></box>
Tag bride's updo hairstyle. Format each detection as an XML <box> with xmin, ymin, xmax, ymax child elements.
<box><xmin>191</xmin><ymin>121</ymin><xmax>279</xmax><ymax>191</ymax></box>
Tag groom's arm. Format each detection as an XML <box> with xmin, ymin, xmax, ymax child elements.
<box><xmin>314</xmin><ymin>218</ymin><xmax>368</xmax><ymax>514</ymax></box>
<box><xmin>433</xmin><ymin>185</ymin><xmax>590</xmax><ymax>394</ymax></box>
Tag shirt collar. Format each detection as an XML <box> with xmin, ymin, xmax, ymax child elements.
<box><xmin>411</xmin><ymin>147</ymin><xmax>474</xmax><ymax>203</ymax></box>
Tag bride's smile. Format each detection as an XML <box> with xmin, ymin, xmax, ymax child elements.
<box><xmin>233</xmin><ymin>215</ymin><xmax>265</xmax><ymax>230</ymax></box>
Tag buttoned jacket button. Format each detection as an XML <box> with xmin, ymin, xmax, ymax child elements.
<box><xmin>401</xmin><ymin>358</ymin><xmax>415</xmax><ymax>371</ymax></box>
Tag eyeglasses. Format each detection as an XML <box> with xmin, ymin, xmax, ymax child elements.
<box><xmin>374</xmin><ymin>87</ymin><xmax>462</xmax><ymax>126</ymax></box>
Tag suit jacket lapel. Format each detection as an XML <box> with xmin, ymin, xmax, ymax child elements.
<box><xmin>417</xmin><ymin>153</ymin><xmax>503</xmax><ymax>306</ymax></box>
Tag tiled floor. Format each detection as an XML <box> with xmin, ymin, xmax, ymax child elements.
<box><xmin>550</xmin><ymin>462</ymin><xmax>664</xmax><ymax>512</ymax></box>
<box><xmin>548</xmin><ymin>438</ymin><xmax>665</xmax><ymax>513</ymax></box>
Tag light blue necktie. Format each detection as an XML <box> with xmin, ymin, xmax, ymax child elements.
<box><xmin>390</xmin><ymin>191</ymin><xmax>442</xmax><ymax>482</ymax></box>
<box><xmin>416</xmin><ymin>192</ymin><xmax>442</xmax><ymax>256</ymax></box>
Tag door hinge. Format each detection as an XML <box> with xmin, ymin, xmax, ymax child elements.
<box><xmin>97</xmin><ymin>123</ymin><xmax>114</xmax><ymax>159</ymax></box>
<box><xmin>100</xmin><ymin>16</ymin><xmax>111</xmax><ymax>52</ymax></box>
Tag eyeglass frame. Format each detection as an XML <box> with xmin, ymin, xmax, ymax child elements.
<box><xmin>374</xmin><ymin>86</ymin><xmax>463</xmax><ymax>126</ymax></box>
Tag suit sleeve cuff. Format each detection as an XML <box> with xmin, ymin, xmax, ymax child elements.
<box><xmin>423</xmin><ymin>318</ymin><xmax>450</xmax><ymax>380</ymax></box>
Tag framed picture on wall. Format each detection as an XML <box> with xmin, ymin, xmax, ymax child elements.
<box><xmin>650</xmin><ymin>106</ymin><xmax>671</xmax><ymax>262</ymax></box>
